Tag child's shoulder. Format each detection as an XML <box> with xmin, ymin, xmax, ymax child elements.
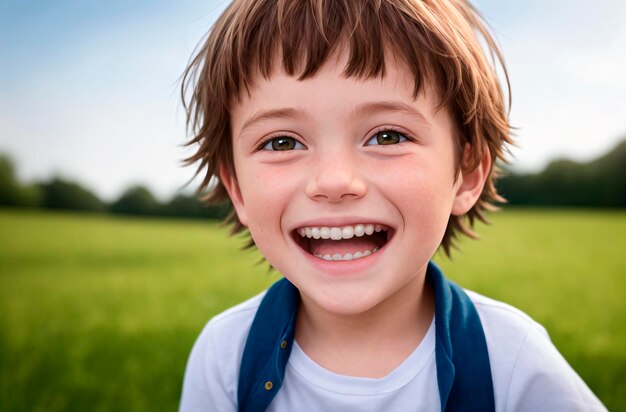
<box><xmin>466</xmin><ymin>289</ymin><xmax>606</xmax><ymax>411</ymax></box>
<box><xmin>199</xmin><ymin>290</ymin><xmax>267</xmax><ymax>361</ymax></box>
<box><xmin>179</xmin><ymin>292</ymin><xmax>267</xmax><ymax>411</ymax></box>
<box><xmin>464</xmin><ymin>288</ymin><xmax>550</xmax><ymax>372</ymax></box>
<box><xmin>465</xmin><ymin>288</ymin><xmax>547</xmax><ymax>338</ymax></box>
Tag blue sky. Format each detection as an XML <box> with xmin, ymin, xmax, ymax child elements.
<box><xmin>1</xmin><ymin>0</ymin><xmax>625</xmax><ymax>200</ymax></box>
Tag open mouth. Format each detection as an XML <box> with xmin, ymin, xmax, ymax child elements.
<box><xmin>293</xmin><ymin>223</ymin><xmax>393</xmax><ymax>261</ymax></box>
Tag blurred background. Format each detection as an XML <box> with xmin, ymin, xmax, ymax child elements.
<box><xmin>1</xmin><ymin>0</ymin><xmax>624</xmax><ymax>411</ymax></box>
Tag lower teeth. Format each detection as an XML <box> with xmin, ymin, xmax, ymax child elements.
<box><xmin>314</xmin><ymin>247</ymin><xmax>379</xmax><ymax>261</ymax></box>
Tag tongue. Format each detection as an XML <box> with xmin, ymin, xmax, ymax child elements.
<box><xmin>309</xmin><ymin>237</ymin><xmax>379</xmax><ymax>256</ymax></box>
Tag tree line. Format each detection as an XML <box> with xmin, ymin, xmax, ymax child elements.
<box><xmin>0</xmin><ymin>156</ymin><xmax>229</xmax><ymax>219</ymax></box>
<box><xmin>1</xmin><ymin>139</ymin><xmax>624</xmax><ymax>217</ymax></box>
<box><xmin>496</xmin><ymin>139</ymin><xmax>625</xmax><ymax>208</ymax></box>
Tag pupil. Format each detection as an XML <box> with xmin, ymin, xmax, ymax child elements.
<box><xmin>377</xmin><ymin>131</ymin><xmax>399</xmax><ymax>145</ymax></box>
<box><xmin>272</xmin><ymin>137</ymin><xmax>295</xmax><ymax>150</ymax></box>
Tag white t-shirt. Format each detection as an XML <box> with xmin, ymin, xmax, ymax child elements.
<box><xmin>179</xmin><ymin>289</ymin><xmax>606</xmax><ymax>411</ymax></box>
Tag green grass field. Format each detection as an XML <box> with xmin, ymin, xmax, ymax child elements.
<box><xmin>1</xmin><ymin>209</ymin><xmax>624</xmax><ymax>411</ymax></box>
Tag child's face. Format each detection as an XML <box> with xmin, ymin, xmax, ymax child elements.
<box><xmin>223</xmin><ymin>54</ymin><xmax>483</xmax><ymax>315</ymax></box>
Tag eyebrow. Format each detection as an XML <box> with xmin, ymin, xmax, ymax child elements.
<box><xmin>351</xmin><ymin>100</ymin><xmax>432</xmax><ymax>128</ymax></box>
<box><xmin>239</xmin><ymin>100</ymin><xmax>431</xmax><ymax>136</ymax></box>
<box><xmin>239</xmin><ymin>107</ymin><xmax>309</xmax><ymax>136</ymax></box>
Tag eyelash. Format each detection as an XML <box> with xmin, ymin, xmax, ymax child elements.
<box><xmin>256</xmin><ymin>133</ymin><xmax>305</xmax><ymax>152</ymax></box>
<box><xmin>365</xmin><ymin>126</ymin><xmax>414</xmax><ymax>146</ymax></box>
<box><xmin>256</xmin><ymin>127</ymin><xmax>414</xmax><ymax>152</ymax></box>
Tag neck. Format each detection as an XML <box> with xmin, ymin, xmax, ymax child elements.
<box><xmin>295</xmin><ymin>270</ymin><xmax>434</xmax><ymax>378</ymax></box>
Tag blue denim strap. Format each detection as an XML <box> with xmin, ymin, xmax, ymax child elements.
<box><xmin>429</xmin><ymin>262</ymin><xmax>495</xmax><ymax>411</ymax></box>
<box><xmin>237</xmin><ymin>278</ymin><xmax>298</xmax><ymax>411</ymax></box>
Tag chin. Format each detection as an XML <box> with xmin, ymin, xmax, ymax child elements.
<box><xmin>304</xmin><ymin>284</ymin><xmax>386</xmax><ymax>316</ymax></box>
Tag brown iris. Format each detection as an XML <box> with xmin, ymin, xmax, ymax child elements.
<box><xmin>374</xmin><ymin>131</ymin><xmax>403</xmax><ymax>145</ymax></box>
<box><xmin>271</xmin><ymin>137</ymin><xmax>297</xmax><ymax>150</ymax></box>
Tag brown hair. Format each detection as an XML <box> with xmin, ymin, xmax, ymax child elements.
<box><xmin>181</xmin><ymin>0</ymin><xmax>513</xmax><ymax>256</ymax></box>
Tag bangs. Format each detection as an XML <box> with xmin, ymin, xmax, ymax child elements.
<box><xmin>221</xmin><ymin>0</ymin><xmax>450</xmax><ymax>99</ymax></box>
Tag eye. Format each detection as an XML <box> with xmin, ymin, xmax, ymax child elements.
<box><xmin>261</xmin><ymin>136</ymin><xmax>306</xmax><ymax>151</ymax></box>
<box><xmin>365</xmin><ymin>130</ymin><xmax>408</xmax><ymax>146</ymax></box>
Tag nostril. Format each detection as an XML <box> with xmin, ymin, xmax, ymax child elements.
<box><xmin>309</xmin><ymin>192</ymin><xmax>362</xmax><ymax>203</ymax></box>
<box><xmin>307</xmin><ymin>189</ymin><xmax>367</xmax><ymax>204</ymax></box>
<box><xmin>305</xmin><ymin>168</ymin><xmax>367</xmax><ymax>202</ymax></box>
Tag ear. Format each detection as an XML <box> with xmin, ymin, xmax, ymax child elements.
<box><xmin>451</xmin><ymin>145</ymin><xmax>491</xmax><ymax>216</ymax></box>
<box><xmin>219</xmin><ymin>164</ymin><xmax>248</xmax><ymax>226</ymax></box>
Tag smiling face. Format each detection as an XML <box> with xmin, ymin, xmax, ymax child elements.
<box><xmin>223</xmin><ymin>54</ymin><xmax>488</xmax><ymax>316</ymax></box>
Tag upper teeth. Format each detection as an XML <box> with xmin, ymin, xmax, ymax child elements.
<box><xmin>297</xmin><ymin>224</ymin><xmax>386</xmax><ymax>240</ymax></box>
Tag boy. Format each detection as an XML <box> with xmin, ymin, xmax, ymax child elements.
<box><xmin>179</xmin><ymin>0</ymin><xmax>606</xmax><ymax>410</ymax></box>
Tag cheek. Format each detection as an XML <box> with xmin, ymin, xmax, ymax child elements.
<box><xmin>236</xmin><ymin>163</ymin><xmax>300</xmax><ymax>231</ymax></box>
<box><xmin>371</xmin><ymin>155</ymin><xmax>456</xmax><ymax>230</ymax></box>
<box><xmin>374</xmin><ymin>154</ymin><xmax>456</xmax><ymax>201</ymax></box>
<box><xmin>238</xmin><ymin>163</ymin><xmax>291</xmax><ymax>201</ymax></box>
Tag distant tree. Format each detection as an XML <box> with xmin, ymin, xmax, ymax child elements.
<box><xmin>498</xmin><ymin>138</ymin><xmax>626</xmax><ymax>207</ymax></box>
<box><xmin>39</xmin><ymin>178</ymin><xmax>105</xmax><ymax>212</ymax></box>
<box><xmin>0</xmin><ymin>154</ymin><xmax>41</xmax><ymax>207</ymax></box>
<box><xmin>203</xmin><ymin>201</ymin><xmax>231</xmax><ymax>220</ymax></box>
<box><xmin>0</xmin><ymin>155</ymin><xmax>22</xmax><ymax>206</ymax></box>
<box><xmin>163</xmin><ymin>193</ymin><xmax>231</xmax><ymax>219</ymax></box>
<box><xmin>164</xmin><ymin>194</ymin><xmax>204</xmax><ymax>218</ymax></box>
<box><xmin>110</xmin><ymin>185</ymin><xmax>160</xmax><ymax>216</ymax></box>
<box><xmin>497</xmin><ymin>172</ymin><xmax>536</xmax><ymax>206</ymax></box>
<box><xmin>585</xmin><ymin>139</ymin><xmax>626</xmax><ymax>207</ymax></box>
<box><xmin>17</xmin><ymin>183</ymin><xmax>42</xmax><ymax>207</ymax></box>
<box><xmin>535</xmin><ymin>159</ymin><xmax>592</xmax><ymax>206</ymax></box>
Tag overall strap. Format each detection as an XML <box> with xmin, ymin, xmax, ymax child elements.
<box><xmin>237</xmin><ymin>278</ymin><xmax>299</xmax><ymax>412</ymax></box>
<box><xmin>428</xmin><ymin>262</ymin><xmax>495</xmax><ymax>411</ymax></box>
<box><xmin>237</xmin><ymin>262</ymin><xmax>494</xmax><ymax>412</ymax></box>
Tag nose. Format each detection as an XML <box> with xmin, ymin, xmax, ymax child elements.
<box><xmin>305</xmin><ymin>149</ymin><xmax>367</xmax><ymax>203</ymax></box>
